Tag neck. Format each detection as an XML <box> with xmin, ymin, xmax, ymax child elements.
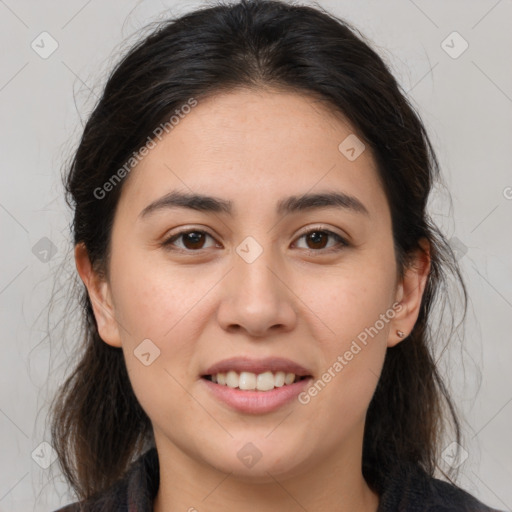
<box><xmin>153</xmin><ymin>429</ymin><xmax>380</xmax><ymax>512</ymax></box>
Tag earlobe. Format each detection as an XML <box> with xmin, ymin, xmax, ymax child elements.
<box><xmin>74</xmin><ymin>243</ymin><xmax>122</xmax><ymax>348</ymax></box>
<box><xmin>387</xmin><ymin>239</ymin><xmax>431</xmax><ymax>348</ymax></box>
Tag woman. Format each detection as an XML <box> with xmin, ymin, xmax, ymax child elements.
<box><xmin>50</xmin><ymin>0</ymin><xmax>503</xmax><ymax>510</ymax></box>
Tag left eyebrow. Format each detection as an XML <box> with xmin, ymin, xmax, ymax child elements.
<box><xmin>138</xmin><ymin>190</ymin><xmax>370</xmax><ymax>220</ymax></box>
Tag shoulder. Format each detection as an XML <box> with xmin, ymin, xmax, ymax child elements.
<box><xmin>377</xmin><ymin>461</ymin><xmax>504</xmax><ymax>512</ymax></box>
<box><xmin>50</xmin><ymin>476</ymin><xmax>128</xmax><ymax>512</ymax></box>
<box><xmin>51</xmin><ymin>446</ymin><xmax>159</xmax><ymax>512</ymax></box>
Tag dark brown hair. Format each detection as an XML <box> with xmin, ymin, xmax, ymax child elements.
<box><xmin>50</xmin><ymin>0</ymin><xmax>467</xmax><ymax>503</ymax></box>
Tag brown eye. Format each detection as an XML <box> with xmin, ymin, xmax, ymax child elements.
<box><xmin>162</xmin><ymin>227</ymin><xmax>348</xmax><ymax>254</ymax></box>
<box><xmin>305</xmin><ymin>231</ymin><xmax>329</xmax><ymax>250</ymax></box>
<box><xmin>162</xmin><ymin>230</ymin><xmax>217</xmax><ymax>251</ymax></box>
<box><xmin>294</xmin><ymin>228</ymin><xmax>348</xmax><ymax>253</ymax></box>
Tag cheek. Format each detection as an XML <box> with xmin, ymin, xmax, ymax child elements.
<box><xmin>298</xmin><ymin>255</ymin><xmax>396</xmax><ymax>349</ymax></box>
<box><xmin>294</xmin><ymin>252</ymin><xmax>396</xmax><ymax>408</ymax></box>
<box><xmin>296</xmin><ymin>295</ymin><xmax>392</xmax><ymax>455</ymax></box>
<box><xmin>110</xmin><ymin>249</ymin><xmax>219</xmax><ymax>342</ymax></box>
<box><xmin>108</xmin><ymin>253</ymin><xmax>211</xmax><ymax>406</ymax></box>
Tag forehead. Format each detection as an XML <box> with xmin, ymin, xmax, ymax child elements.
<box><xmin>116</xmin><ymin>88</ymin><xmax>389</xmax><ymax>222</ymax></box>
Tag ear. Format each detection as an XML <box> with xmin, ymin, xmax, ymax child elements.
<box><xmin>74</xmin><ymin>242</ymin><xmax>122</xmax><ymax>348</ymax></box>
<box><xmin>388</xmin><ymin>238</ymin><xmax>431</xmax><ymax>348</ymax></box>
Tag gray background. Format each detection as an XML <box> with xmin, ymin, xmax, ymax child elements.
<box><xmin>0</xmin><ymin>0</ymin><xmax>511</xmax><ymax>510</ymax></box>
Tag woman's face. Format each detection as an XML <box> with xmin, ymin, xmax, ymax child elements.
<box><xmin>78</xmin><ymin>88</ymin><xmax>427</xmax><ymax>481</ymax></box>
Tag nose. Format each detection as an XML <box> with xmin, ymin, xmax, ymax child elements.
<box><xmin>216</xmin><ymin>245</ymin><xmax>297</xmax><ymax>338</ymax></box>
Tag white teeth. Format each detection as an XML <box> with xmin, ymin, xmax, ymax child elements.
<box><xmin>239</xmin><ymin>371</ymin><xmax>257</xmax><ymax>390</ymax></box>
<box><xmin>274</xmin><ymin>371</ymin><xmax>285</xmax><ymax>387</ymax></box>
<box><xmin>209</xmin><ymin>370</ymin><xmax>303</xmax><ymax>391</ymax></box>
<box><xmin>284</xmin><ymin>372</ymin><xmax>295</xmax><ymax>385</ymax></box>
<box><xmin>256</xmin><ymin>371</ymin><xmax>275</xmax><ymax>391</ymax></box>
<box><xmin>226</xmin><ymin>370</ymin><xmax>238</xmax><ymax>388</ymax></box>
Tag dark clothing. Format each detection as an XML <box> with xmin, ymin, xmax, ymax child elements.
<box><xmin>54</xmin><ymin>447</ymin><xmax>504</xmax><ymax>511</ymax></box>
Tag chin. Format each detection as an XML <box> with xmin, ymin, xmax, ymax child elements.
<box><xmin>202</xmin><ymin>442</ymin><xmax>310</xmax><ymax>482</ymax></box>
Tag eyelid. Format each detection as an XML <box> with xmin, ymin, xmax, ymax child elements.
<box><xmin>295</xmin><ymin>224</ymin><xmax>347</xmax><ymax>240</ymax></box>
<box><xmin>162</xmin><ymin>225</ymin><xmax>218</xmax><ymax>250</ymax></box>
<box><xmin>293</xmin><ymin>225</ymin><xmax>349</xmax><ymax>252</ymax></box>
<box><xmin>161</xmin><ymin>224</ymin><xmax>349</xmax><ymax>253</ymax></box>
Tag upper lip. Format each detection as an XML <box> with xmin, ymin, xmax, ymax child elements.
<box><xmin>202</xmin><ymin>357</ymin><xmax>312</xmax><ymax>377</ymax></box>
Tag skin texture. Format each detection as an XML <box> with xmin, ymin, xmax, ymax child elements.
<box><xmin>75</xmin><ymin>88</ymin><xmax>430</xmax><ymax>512</ymax></box>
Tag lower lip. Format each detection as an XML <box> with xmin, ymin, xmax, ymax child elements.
<box><xmin>200</xmin><ymin>377</ymin><xmax>312</xmax><ymax>414</ymax></box>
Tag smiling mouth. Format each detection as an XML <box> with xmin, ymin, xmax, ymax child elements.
<box><xmin>202</xmin><ymin>371</ymin><xmax>311</xmax><ymax>392</ymax></box>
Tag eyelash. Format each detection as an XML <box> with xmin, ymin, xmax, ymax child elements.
<box><xmin>161</xmin><ymin>226</ymin><xmax>349</xmax><ymax>255</ymax></box>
